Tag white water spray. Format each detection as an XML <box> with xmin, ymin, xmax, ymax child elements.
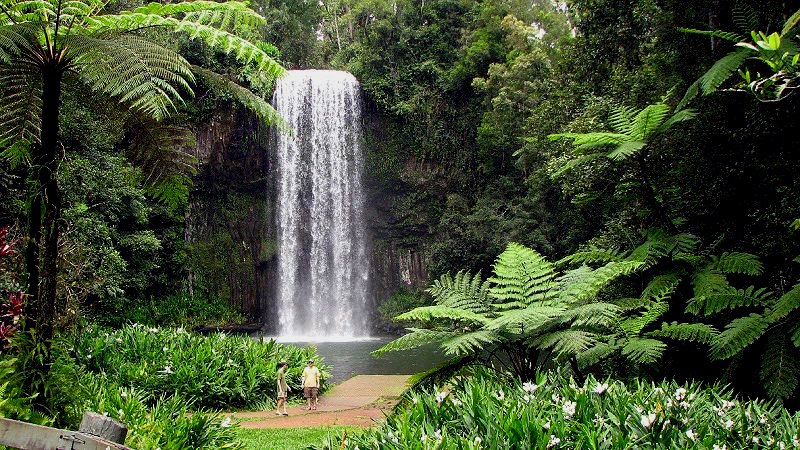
<box><xmin>273</xmin><ymin>70</ymin><xmax>370</xmax><ymax>340</ymax></box>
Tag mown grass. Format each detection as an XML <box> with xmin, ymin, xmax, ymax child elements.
<box><xmin>237</xmin><ymin>426</ymin><xmax>358</xmax><ymax>450</ymax></box>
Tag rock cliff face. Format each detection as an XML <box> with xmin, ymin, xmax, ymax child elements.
<box><xmin>186</xmin><ymin>96</ymin><xmax>435</xmax><ymax>331</ymax></box>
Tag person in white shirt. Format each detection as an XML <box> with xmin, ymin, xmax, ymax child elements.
<box><xmin>301</xmin><ymin>359</ymin><xmax>321</xmax><ymax>410</ymax></box>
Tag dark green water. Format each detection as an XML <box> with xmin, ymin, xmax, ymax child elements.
<box><xmin>259</xmin><ymin>336</ymin><xmax>447</xmax><ymax>383</ymax></box>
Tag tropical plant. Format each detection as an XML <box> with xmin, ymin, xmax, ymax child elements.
<box><xmin>326</xmin><ymin>368</ymin><xmax>800</xmax><ymax>450</ymax></box>
<box><xmin>548</xmin><ymin>95</ymin><xmax>696</xmax><ymax>232</ymax></box>
<box><xmin>0</xmin><ymin>0</ymin><xmax>285</xmax><ymax>345</ymax></box>
<box><xmin>680</xmin><ymin>6</ymin><xmax>800</xmax><ymax>104</ymax></box>
<box><xmin>374</xmin><ymin>242</ymin><xmax>645</xmax><ymax>382</ymax></box>
<box><xmin>68</xmin><ymin>324</ymin><xmax>328</xmax><ymax>409</ymax></box>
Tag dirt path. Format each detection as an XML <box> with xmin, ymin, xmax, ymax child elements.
<box><xmin>233</xmin><ymin>375</ymin><xmax>411</xmax><ymax>428</ymax></box>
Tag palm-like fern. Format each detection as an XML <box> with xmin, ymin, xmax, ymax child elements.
<box><xmin>0</xmin><ymin>0</ymin><xmax>286</xmax><ymax>341</ymax></box>
<box><xmin>680</xmin><ymin>7</ymin><xmax>800</xmax><ymax>104</ymax></box>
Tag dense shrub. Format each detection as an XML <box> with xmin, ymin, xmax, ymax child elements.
<box><xmin>96</xmin><ymin>294</ymin><xmax>246</xmax><ymax>329</ymax></box>
<box><xmin>69</xmin><ymin>324</ymin><xmax>328</xmax><ymax>409</ymax></box>
<box><xmin>336</xmin><ymin>369</ymin><xmax>800</xmax><ymax>449</ymax></box>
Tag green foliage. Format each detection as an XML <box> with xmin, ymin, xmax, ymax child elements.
<box><xmin>69</xmin><ymin>324</ymin><xmax>328</xmax><ymax>409</ymax></box>
<box><xmin>96</xmin><ymin>294</ymin><xmax>245</xmax><ymax>328</ymax></box>
<box><xmin>332</xmin><ymin>369</ymin><xmax>800</xmax><ymax>450</ymax></box>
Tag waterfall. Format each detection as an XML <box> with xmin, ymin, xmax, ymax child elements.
<box><xmin>273</xmin><ymin>70</ymin><xmax>370</xmax><ymax>340</ymax></box>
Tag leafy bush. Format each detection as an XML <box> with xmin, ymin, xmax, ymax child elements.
<box><xmin>68</xmin><ymin>324</ymin><xmax>328</xmax><ymax>409</ymax></box>
<box><xmin>97</xmin><ymin>294</ymin><xmax>246</xmax><ymax>329</ymax></box>
<box><xmin>378</xmin><ymin>290</ymin><xmax>430</xmax><ymax>326</ymax></box>
<box><xmin>336</xmin><ymin>369</ymin><xmax>800</xmax><ymax>449</ymax></box>
<box><xmin>71</xmin><ymin>373</ymin><xmax>242</xmax><ymax>450</ymax></box>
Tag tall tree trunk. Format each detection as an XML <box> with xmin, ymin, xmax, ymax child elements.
<box><xmin>25</xmin><ymin>63</ymin><xmax>63</xmax><ymax>342</ymax></box>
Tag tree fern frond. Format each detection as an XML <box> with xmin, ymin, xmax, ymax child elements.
<box><xmin>531</xmin><ymin>329</ymin><xmax>598</xmax><ymax>357</ymax></box>
<box><xmin>711</xmin><ymin>313</ymin><xmax>769</xmax><ymax>360</ymax></box>
<box><xmin>441</xmin><ymin>330</ymin><xmax>499</xmax><ymax>356</ymax></box>
<box><xmin>711</xmin><ymin>251</ymin><xmax>763</xmax><ymax>276</ymax></box>
<box><xmin>686</xmin><ymin>286</ymin><xmax>771</xmax><ymax>316</ymax></box>
<box><xmin>766</xmin><ymin>283</ymin><xmax>800</xmax><ymax>323</ymax></box>
<box><xmin>486</xmin><ymin>305</ymin><xmax>564</xmax><ymax>333</ymax></box>
<box><xmin>0</xmin><ymin>63</ymin><xmax>42</xmax><ymax>146</ymax></box>
<box><xmin>630</xmin><ymin>103</ymin><xmax>670</xmax><ymax>140</ymax></box>
<box><xmin>558</xmin><ymin>247</ymin><xmax>623</xmax><ymax>266</ymax></box>
<box><xmin>488</xmin><ymin>242</ymin><xmax>557</xmax><ymax>304</ymax></box>
<box><xmin>559</xmin><ymin>261</ymin><xmax>643</xmax><ymax>304</ymax></box>
<box><xmin>648</xmin><ymin>321</ymin><xmax>719</xmax><ymax>344</ymax></box>
<box><xmin>607</xmin><ymin>105</ymin><xmax>637</xmax><ymax>134</ymax></box>
<box><xmin>698</xmin><ymin>47</ymin><xmax>753</xmax><ymax>95</ymax></box>
<box><xmin>147</xmin><ymin>173</ymin><xmax>191</xmax><ymax>209</ymax></box>
<box><xmin>679</xmin><ymin>28</ymin><xmax>746</xmax><ymax>43</ymax></box>
<box><xmin>760</xmin><ymin>332</ymin><xmax>800</xmax><ymax>399</ymax></box>
<box><xmin>677</xmin><ymin>78</ymin><xmax>701</xmax><ymax>111</ymax></box>
<box><xmin>552</xmin><ymin>153</ymin><xmax>603</xmax><ymax>178</ymax></box>
<box><xmin>559</xmin><ymin>302</ymin><xmax>620</xmax><ymax>328</ymax></box>
<box><xmin>548</xmin><ymin>132</ymin><xmax>631</xmax><ymax>153</ymax></box>
<box><xmin>783</xmin><ymin>8</ymin><xmax>800</xmax><ymax>37</ymax></box>
<box><xmin>394</xmin><ymin>305</ymin><xmax>490</xmax><ymax>326</ymax></box>
<box><xmin>691</xmin><ymin>266</ymin><xmax>732</xmax><ymax>299</ymax></box>
<box><xmin>86</xmin><ymin>13</ymin><xmax>284</xmax><ymax>79</ymax></box>
<box><xmin>606</xmin><ymin>140</ymin><xmax>645</xmax><ymax>160</ymax></box>
<box><xmin>672</xmin><ymin>232</ymin><xmax>702</xmax><ymax>254</ymax></box>
<box><xmin>732</xmin><ymin>2</ymin><xmax>760</xmax><ymax>34</ymax></box>
<box><xmin>621</xmin><ymin>337</ymin><xmax>666</xmax><ymax>364</ymax></box>
<box><xmin>372</xmin><ymin>328</ymin><xmax>456</xmax><ymax>357</ymax></box>
<box><xmin>614</xmin><ymin>297</ymin><xmax>649</xmax><ymax>311</ymax></box>
<box><xmin>192</xmin><ymin>66</ymin><xmax>287</xmax><ymax>129</ymax></box>
<box><xmin>426</xmin><ymin>271</ymin><xmax>492</xmax><ymax>313</ymax></box>
<box><xmin>132</xmin><ymin>0</ymin><xmax>265</xmax><ymax>30</ymax></box>
<box><xmin>641</xmin><ymin>273</ymin><xmax>681</xmax><ymax>301</ymax></box>
<box><xmin>0</xmin><ymin>22</ymin><xmax>41</xmax><ymax>63</ymax></box>
<box><xmin>576</xmin><ymin>342</ymin><xmax>618</xmax><ymax>368</ymax></box>
<box><xmin>126</xmin><ymin>119</ymin><xmax>197</xmax><ymax>185</ymax></box>
<box><xmin>620</xmin><ymin>301</ymin><xmax>669</xmax><ymax>336</ymax></box>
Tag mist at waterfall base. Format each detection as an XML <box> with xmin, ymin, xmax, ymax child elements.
<box><xmin>272</xmin><ymin>70</ymin><xmax>371</xmax><ymax>342</ymax></box>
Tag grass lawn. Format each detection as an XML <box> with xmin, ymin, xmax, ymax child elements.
<box><xmin>238</xmin><ymin>426</ymin><xmax>360</xmax><ymax>450</ymax></box>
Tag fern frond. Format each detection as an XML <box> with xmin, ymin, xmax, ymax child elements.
<box><xmin>691</xmin><ymin>266</ymin><xmax>732</xmax><ymax>299</ymax></box>
<box><xmin>441</xmin><ymin>330</ymin><xmax>499</xmax><ymax>356</ymax></box>
<box><xmin>372</xmin><ymin>328</ymin><xmax>455</xmax><ymax>356</ymax></box>
<box><xmin>620</xmin><ymin>301</ymin><xmax>669</xmax><ymax>336</ymax></box>
<box><xmin>394</xmin><ymin>305</ymin><xmax>490</xmax><ymax>326</ymax></box>
<box><xmin>614</xmin><ymin>297</ymin><xmax>649</xmax><ymax>311</ymax></box>
<box><xmin>732</xmin><ymin>2</ymin><xmax>760</xmax><ymax>34</ymax></box>
<box><xmin>766</xmin><ymin>283</ymin><xmax>800</xmax><ymax>323</ymax></box>
<box><xmin>559</xmin><ymin>261</ymin><xmax>643</xmax><ymax>304</ymax></box>
<box><xmin>86</xmin><ymin>13</ymin><xmax>284</xmax><ymax>79</ymax></box>
<box><xmin>621</xmin><ymin>337</ymin><xmax>666</xmax><ymax>364</ymax></box>
<box><xmin>606</xmin><ymin>140</ymin><xmax>645</xmax><ymax>160</ymax></box>
<box><xmin>711</xmin><ymin>251</ymin><xmax>763</xmax><ymax>276</ymax></box>
<box><xmin>607</xmin><ymin>105</ymin><xmax>637</xmax><ymax>134</ymax></box>
<box><xmin>698</xmin><ymin>47</ymin><xmax>753</xmax><ymax>95</ymax></box>
<box><xmin>658</xmin><ymin>109</ymin><xmax>698</xmax><ymax>134</ymax></box>
<box><xmin>192</xmin><ymin>66</ymin><xmax>287</xmax><ymax>129</ymax></box>
<box><xmin>679</xmin><ymin>27</ymin><xmax>746</xmax><ymax>43</ymax></box>
<box><xmin>559</xmin><ymin>302</ymin><xmax>620</xmax><ymax>328</ymax></box>
<box><xmin>147</xmin><ymin>173</ymin><xmax>191</xmax><ymax>209</ymax></box>
<box><xmin>686</xmin><ymin>286</ymin><xmax>771</xmax><ymax>316</ymax></box>
<box><xmin>576</xmin><ymin>341</ymin><xmax>618</xmax><ymax>368</ymax></box>
<box><xmin>0</xmin><ymin>63</ymin><xmax>42</xmax><ymax>146</ymax></box>
<box><xmin>0</xmin><ymin>22</ymin><xmax>41</xmax><ymax>63</ymax></box>
<box><xmin>531</xmin><ymin>329</ymin><xmax>598</xmax><ymax>357</ymax></box>
<box><xmin>648</xmin><ymin>321</ymin><xmax>719</xmax><ymax>344</ymax></box>
<box><xmin>548</xmin><ymin>131</ymin><xmax>631</xmax><ymax>152</ymax></box>
<box><xmin>126</xmin><ymin>118</ymin><xmax>197</xmax><ymax>185</ymax></box>
<box><xmin>783</xmin><ymin>8</ymin><xmax>800</xmax><ymax>37</ymax></box>
<box><xmin>558</xmin><ymin>247</ymin><xmax>623</xmax><ymax>266</ymax></box>
<box><xmin>641</xmin><ymin>273</ymin><xmax>681</xmax><ymax>302</ymax></box>
<box><xmin>132</xmin><ymin>0</ymin><xmax>265</xmax><ymax>30</ymax></box>
<box><xmin>711</xmin><ymin>313</ymin><xmax>769</xmax><ymax>360</ymax></box>
<box><xmin>426</xmin><ymin>271</ymin><xmax>491</xmax><ymax>314</ymax></box>
<box><xmin>486</xmin><ymin>305</ymin><xmax>564</xmax><ymax>332</ymax></box>
<box><xmin>793</xmin><ymin>326</ymin><xmax>800</xmax><ymax>348</ymax></box>
<box><xmin>760</xmin><ymin>332</ymin><xmax>800</xmax><ymax>399</ymax></box>
<box><xmin>488</xmin><ymin>242</ymin><xmax>557</xmax><ymax>304</ymax></box>
<box><xmin>630</xmin><ymin>103</ymin><xmax>670</xmax><ymax>140</ymax></box>
<box><xmin>552</xmin><ymin>153</ymin><xmax>603</xmax><ymax>178</ymax></box>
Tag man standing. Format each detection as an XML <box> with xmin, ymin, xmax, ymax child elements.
<box><xmin>275</xmin><ymin>361</ymin><xmax>289</xmax><ymax>415</ymax></box>
<box><xmin>301</xmin><ymin>359</ymin><xmax>321</xmax><ymax>410</ymax></box>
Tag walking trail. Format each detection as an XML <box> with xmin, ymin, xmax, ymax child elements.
<box><xmin>232</xmin><ymin>375</ymin><xmax>411</xmax><ymax>429</ymax></box>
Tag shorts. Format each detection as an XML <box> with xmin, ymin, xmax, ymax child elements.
<box><xmin>303</xmin><ymin>387</ymin><xmax>318</xmax><ymax>399</ymax></box>
<box><xmin>277</xmin><ymin>388</ymin><xmax>287</xmax><ymax>399</ymax></box>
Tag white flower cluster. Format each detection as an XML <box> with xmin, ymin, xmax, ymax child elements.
<box><xmin>562</xmin><ymin>400</ymin><xmax>576</xmax><ymax>419</ymax></box>
<box><xmin>547</xmin><ymin>435</ymin><xmax>560</xmax><ymax>448</ymax></box>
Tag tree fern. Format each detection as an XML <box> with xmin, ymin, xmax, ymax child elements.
<box><xmin>576</xmin><ymin>342</ymin><xmax>618</xmax><ymax>368</ymax></box>
<box><xmin>558</xmin><ymin>302</ymin><xmax>620</xmax><ymax>328</ymax></box>
<box><xmin>686</xmin><ymin>286</ymin><xmax>771</xmax><ymax>316</ymax></box>
<box><xmin>559</xmin><ymin>260</ymin><xmax>643</xmax><ymax>304</ymax></box>
<box><xmin>620</xmin><ymin>301</ymin><xmax>669</xmax><ymax>336</ymax></box>
<box><xmin>426</xmin><ymin>270</ymin><xmax>491</xmax><ymax>313</ymax></box>
<box><xmin>531</xmin><ymin>329</ymin><xmax>598</xmax><ymax>357</ymax></box>
<box><xmin>621</xmin><ymin>337</ymin><xmax>666</xmax><ymax>364</ymax></box>
<box><xmin>488</xmin><ymin>242</ymin><xmax>557</xmax><ymax>304</ymax></box>
<box><xmin>760</xmin><ymin>332</ymin><xmax>800</xmax><ymax>400</ymax></box>
<box><xmin>485</xmin><ymin>304</ymin><xmax>563</xmax><ymax>332</ymax></box>
<box><xmin>648</xmin><ymin>322</ymin><xmax>719</xmax><ymax>344</ymax></box>
<box><xmin>711</xmin><ymin>251</ymin><xmax>763</xmax><ymax>276</ymax></box>
<box><xmin>557</xmin><ymin>246</ymin><xmax>622</xmax><ymax>266</ymax></box>
<box><xmin>765</xmin><ymin>283</ymin><xmax>800</xmax><ymax>323</ymax></box>
<box><xmin>711</xmin><ymin>313</ymin><xmax>769</xmax><ymax>360</ymax></box>
<box><xmin>372</xmin><ymin>328</ymin><xmax>456</xmax><ymax>357</ymax></box>
<box><xmin>641</xmin><ymin>273</ymin><xmax>680</xmax><ymax>301</ymax></box>
<box><xmin>395</xmin><ymin>305</ymin><xmax>490</xmax><ymax>326</ymax></box>
<box><xmin>442</xmin><ymin>330</ymin><xmax>499</xmax><ymax>356</ymax></box>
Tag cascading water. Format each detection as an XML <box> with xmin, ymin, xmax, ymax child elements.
<box><xmin>273</xmin><ymin>70</ymin><xmax>370</xmax><ymax>340</ymax></box>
